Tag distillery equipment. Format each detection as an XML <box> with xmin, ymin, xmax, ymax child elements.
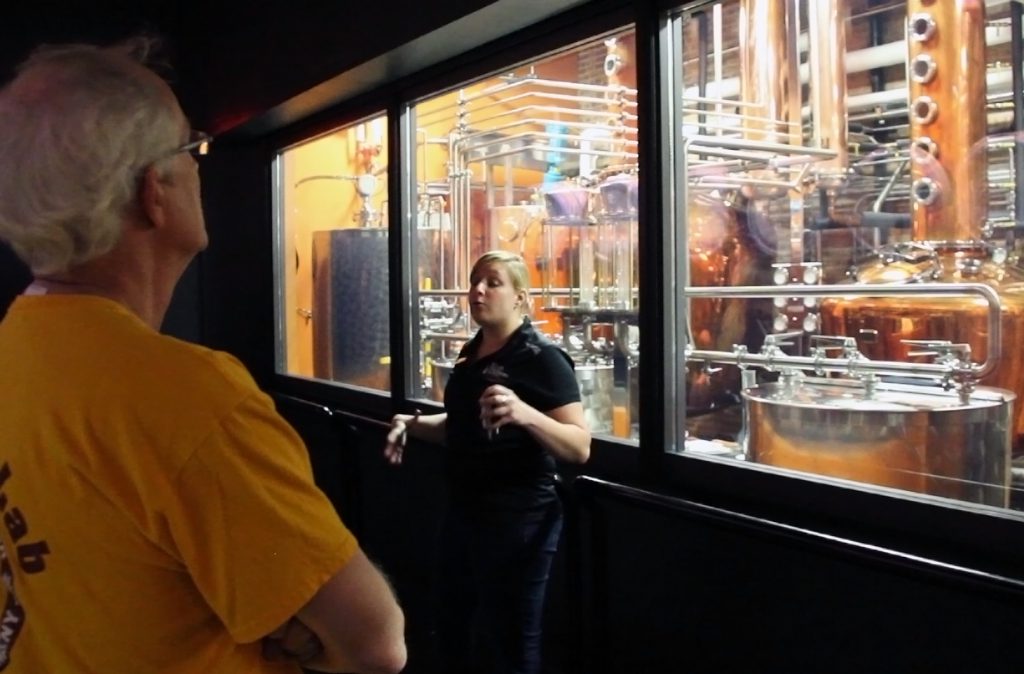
<box><xmin>409</xmin><ymin>34</ymin><xmax>642</xmax><ymax>440</ymax></box>
<box><xmin>818</xmin><ymin>0</ymin><xmax>1024</xmax><ymax>449</ymax></box>
<box><xmin>672</xmin><ymin>0</ymin><xmax>1023</xmax><ymax>506</ymax></box>
<box><xmin>686</xmin><ymin>282</ymin><xmax>1014</xmax><ymax>506</ymax></box>
<box><xmin>311</xmin><ymin>228</ymin><xmax>391</xmax><ymax>390</ymax></box>
<box><xmin>743</xmin><ymin>376</ymin><xmax>1013</xmax><ymax>506</ymax></box>
<box><xmin>273</xmin><ymin>0</ymin><xmax>1024</xmax><ymax>505</ymax></box>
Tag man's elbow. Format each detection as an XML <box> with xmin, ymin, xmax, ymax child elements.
<box><xmin>351</xmin><ymin>638</ymin><xmax>407</xmax><ymax>674</ymax></box>
<box><xmin>298</xmin><ymin>549</ymin><xmax>408</xmax><ymax>674</ymax></box>
<box><xmin>340</xmin><ymin>606</ymin><xmax>407</xmax><ymax>674</ymax></box>
<box><xmin>314</xmin><ymin>629</ymin><xmax>407</xmax><ymax>674</ymax></box>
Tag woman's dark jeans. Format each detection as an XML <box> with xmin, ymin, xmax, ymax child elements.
<box><xmin>437</xmin><ymin>499</ymin><xmax>563</xmax><ymax>674</ymax></box>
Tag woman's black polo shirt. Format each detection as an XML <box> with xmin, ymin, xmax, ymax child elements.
<box><xmin>444</xmin><ymin>318</ymin><xmax>581</xmax><ymax>514</ymax></box>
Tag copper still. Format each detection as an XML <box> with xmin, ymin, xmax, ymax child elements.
<box><xmin>737</xmin><ymin>0</ymin><xmax>800</xmax><ymax>147</ymax></box>
<box><xmin>820</xmin><ymin>1</ymin><xmax>1024</xmax><ymax>450</ymax></box>
<box><xmin>680</xmin><ymin>0</ymin><xmax>1021</xmax><ymax>502</ymax></box>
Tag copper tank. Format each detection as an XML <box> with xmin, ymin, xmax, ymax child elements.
<box><xmin>745</xmin><ymin>377</ymin><xmax>1013</xmax><ymax>507</ymax></box>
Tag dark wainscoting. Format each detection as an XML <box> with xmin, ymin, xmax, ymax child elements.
<box><xmin>272</xmin><ymin>393</ymin><xmax>1024</xmax><ymax>674</ymax></box>
<box><xmin>273</xmin><ymin>394</ymin><xmax>448</xmax><ymax>674</ymax></box>
<box><xmin>571</xmin><ymin>477</ymin><xmax>1024</xmax><ymax>674</ymax></box>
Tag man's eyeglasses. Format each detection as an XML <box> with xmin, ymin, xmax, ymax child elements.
<box><xmin>169</xmin><ymin>130</ymin><xmax>213</xmax><ymax>159</ymax></box>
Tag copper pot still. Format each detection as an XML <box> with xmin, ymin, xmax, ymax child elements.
<box><xmin>819</xmin><ymin>2</ymin><xmax>1024</xmax><ymax>447</ymax></box>
<box><xmin>743</xmin><ymin>377</ymin><xmax>1014</xmax><ymax>507</ymax></box>
<box><xmin>821</xmin><ymin>243</ymin><xmax>1024</xmax><ymax>450</ymax></box>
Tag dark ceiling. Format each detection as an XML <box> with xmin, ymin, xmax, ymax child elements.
<box><xmin>4</xmin><ymin>0</ymin><xmax>600</xmax><ymax>137</ymax></box>
<box><xmin>2</xmin><ymin>0</ymin><xmax>510</xmax><ymax>135</ymax></box>
<box><xmin>3</xmin><ymin>2</ymin><xmax>185</xmax><ymax>79</ymax></box>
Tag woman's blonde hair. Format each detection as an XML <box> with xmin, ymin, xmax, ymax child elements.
<box><xmin>471</xmin><ymin>250</ymin><xmax>532</xmax><ymax>311</ymax></box>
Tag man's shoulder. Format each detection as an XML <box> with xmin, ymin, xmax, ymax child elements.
<box><xmin>145</xmin><ymin>333</ymin><xmax>259</xmax><ymax>397</ymax></box>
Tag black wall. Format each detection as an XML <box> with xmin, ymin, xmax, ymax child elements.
<box><xmin>277</xmin><ymin>410</ymin><xmax>1024</xmax><ymax>674</ymax></box>
<box><xmin>180</xmin><ymin>0</ymin><xmax>499</xmax><ymax>134</ymax></box>
<box><xmin>572</xmin><ymin>478</ymin><xmax>1024</xmax><ymax>674</ymax></box>
<box><xmin>0</xmin><ymin>243</ymin><xmax>30</xmax><ymax>321</ymax></box>
<box><xmin>0</xmin><ymin>0</ymin><xmax>508</xmax><ymax>342</ymax></box>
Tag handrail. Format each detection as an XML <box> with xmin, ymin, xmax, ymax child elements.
<box><xmin>272</xmin><ymin>393</ymin><xmax>333</xmax><ymax>418</ymax></box>
<box><xmin>271</xmin><ymin>393</ymin><xmax>393</xmax><ymax>430</ymax></box>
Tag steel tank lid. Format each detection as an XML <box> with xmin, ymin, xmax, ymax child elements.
<box><xmin>742</xmin><ymin>377</ymin><xmax>1014</xmax><ymax>413</ymax></box>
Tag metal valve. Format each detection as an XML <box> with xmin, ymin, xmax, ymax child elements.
<box><xmin>701</xmin><ymin>360</ymin><xmax>722</xmax><ymax>376</ymax></box>
<box><xmin>762</xmin><ymin>331</ymin><xmax>803</xmax><ymax>350</ymax></box>
<box><xmin>808</xmin><ymin>335</ymin><xmax>864</xmax><ymax>374</ymax></box>
<box><xmin>420</xmin><ymin>296</ymin><xmax>463</xmax><ymax>331</ymax></box>
<box><xmin>759</xmin><ymin>332</ymin><xmax>802</xmax><ymax>372</ymax></box>
<box><xmin>810</xmin><ymin>334</ymin><xmax>869</xmax><ymax>380</ymax></box>
<box><xmin>809</xmin><ymin>335</ymin><xmax>862</xmax><ymax>358</ymax></box>
<box><xmin>902</xmin><ymin>339</ymin><xmax>972</xmax><ymax>365</ymax></box>
<box><xmin>902</xmin><ymin>339</ymin><xmax>976</xmax><ymax>401</ymax></box>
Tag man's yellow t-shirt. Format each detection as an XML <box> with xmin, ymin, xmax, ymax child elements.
<box><xmin>0</xmin><ymin>294</ymin><xmax>358</xmax><ymax>673</ymax></box>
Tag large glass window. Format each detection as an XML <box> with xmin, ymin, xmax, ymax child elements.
<box><xmin>671</xmin><ymin>0</ymin><xmax>1024</xmax><ymax>512</ymax></box>
<box><xmin>273</xmin><ymin>114</ymin><xmax>391</xmax><ymax>392</ymax></box>
<box><xmin>407</xmin><ymin>28</ymin><xmax>641</xmax><ymax>442</ymax></box>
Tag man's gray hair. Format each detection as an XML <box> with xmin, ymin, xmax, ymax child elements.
<box><xmin>0</xmin><ymin>36</ymin><xmax>182</xmax><ymax>274</ymax></box>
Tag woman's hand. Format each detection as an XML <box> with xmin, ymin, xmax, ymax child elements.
<box><xmin>480</xmin><ymin>385</ymin><xmax>533</xmax><ymax>434</ymax></box>
<box><xmin>383</xmin><ymin>410</ymin><xmax>446</xmax><ymax>460</ymax></box>
<box><xmin>481</xmin><ymin>387</ymin><xmax>591</xmax><ymax>463</ymax></box>
<box><xmin>383</xmin><ymin>414</ymin><xmax>412</xmax><ymax>465</ymax></box>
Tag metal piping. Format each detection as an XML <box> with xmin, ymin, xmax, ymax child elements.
<box><xmin>418</xmin><ymin>76</ymin><xmax>640</xmax><ymax>123</ymax></box>
<box><xmin>696</xmin><ymin>9</ymin><xmax>710</xmax><ymax>137</ymax></box>
<box><xmin>808</xmin><ymin>0</ymin><xmax>849</xmax><ymax>182</ymax></box>
<box><xmin>685</xmin><ymin>282</ymin><xmax>1002</xmax><ymax>380</ymax></box>
<box><xmin>459</xmin><ymin>109</ymin><xmax>639</xmax><ymax>133</ymax></box>
<box><xmin>1012</xmin><ymin>0</ymin><xmax>1024</xmax><ymax>229</ymax></box>
<box><xmin>681</xmin><ymin>29</ymin><xmax>1013</xmax><ymax>103</ymax></box>
<box><xmin>739</xmin><ymin>0</ymin><xmax>801</xmax><ymax>146</ymax></box>
<box><xmin>449</xmin><ymin>90</ymin><xmax>638</xmax><ymax>121</ymax></box>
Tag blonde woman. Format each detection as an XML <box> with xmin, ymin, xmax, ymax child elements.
<box><xmin>385</xmin><ymin>250</ymin><xmax>590</xmax><ymax>674</ymax></box>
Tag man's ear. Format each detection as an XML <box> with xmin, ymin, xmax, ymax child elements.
<box><xmin>137</xmin><ymin>165</ymin><xmax>166</xmax><ymax>230</ymax></box>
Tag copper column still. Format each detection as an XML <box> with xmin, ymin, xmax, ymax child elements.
<box><xmin>739</xmin><ymin>1</ymin><xmax>1016</xmax><ymax>505</ymax></box>
<box><xmin>808</xmin><ymin>0</ymin><xmax>848</xmax><ymax>186</ymax></box>
<box><xmin>685</xmin><ymin>0</ymin><xmax>796</xmax><ymax>413</ymax></box>
<box><xmin>822</xmin><ymin>0</ymin><xmax>1024</xmax><ymax>453</ymax></box>
<box><xmin>738</xmin><ymin>0</ymin><xmax>800</xmax><ymax>146</ymax></box>
<box><xmin>906</xmin><ymin>0</ymin><xmax>986</xmax><ymax>242</ymax></box>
